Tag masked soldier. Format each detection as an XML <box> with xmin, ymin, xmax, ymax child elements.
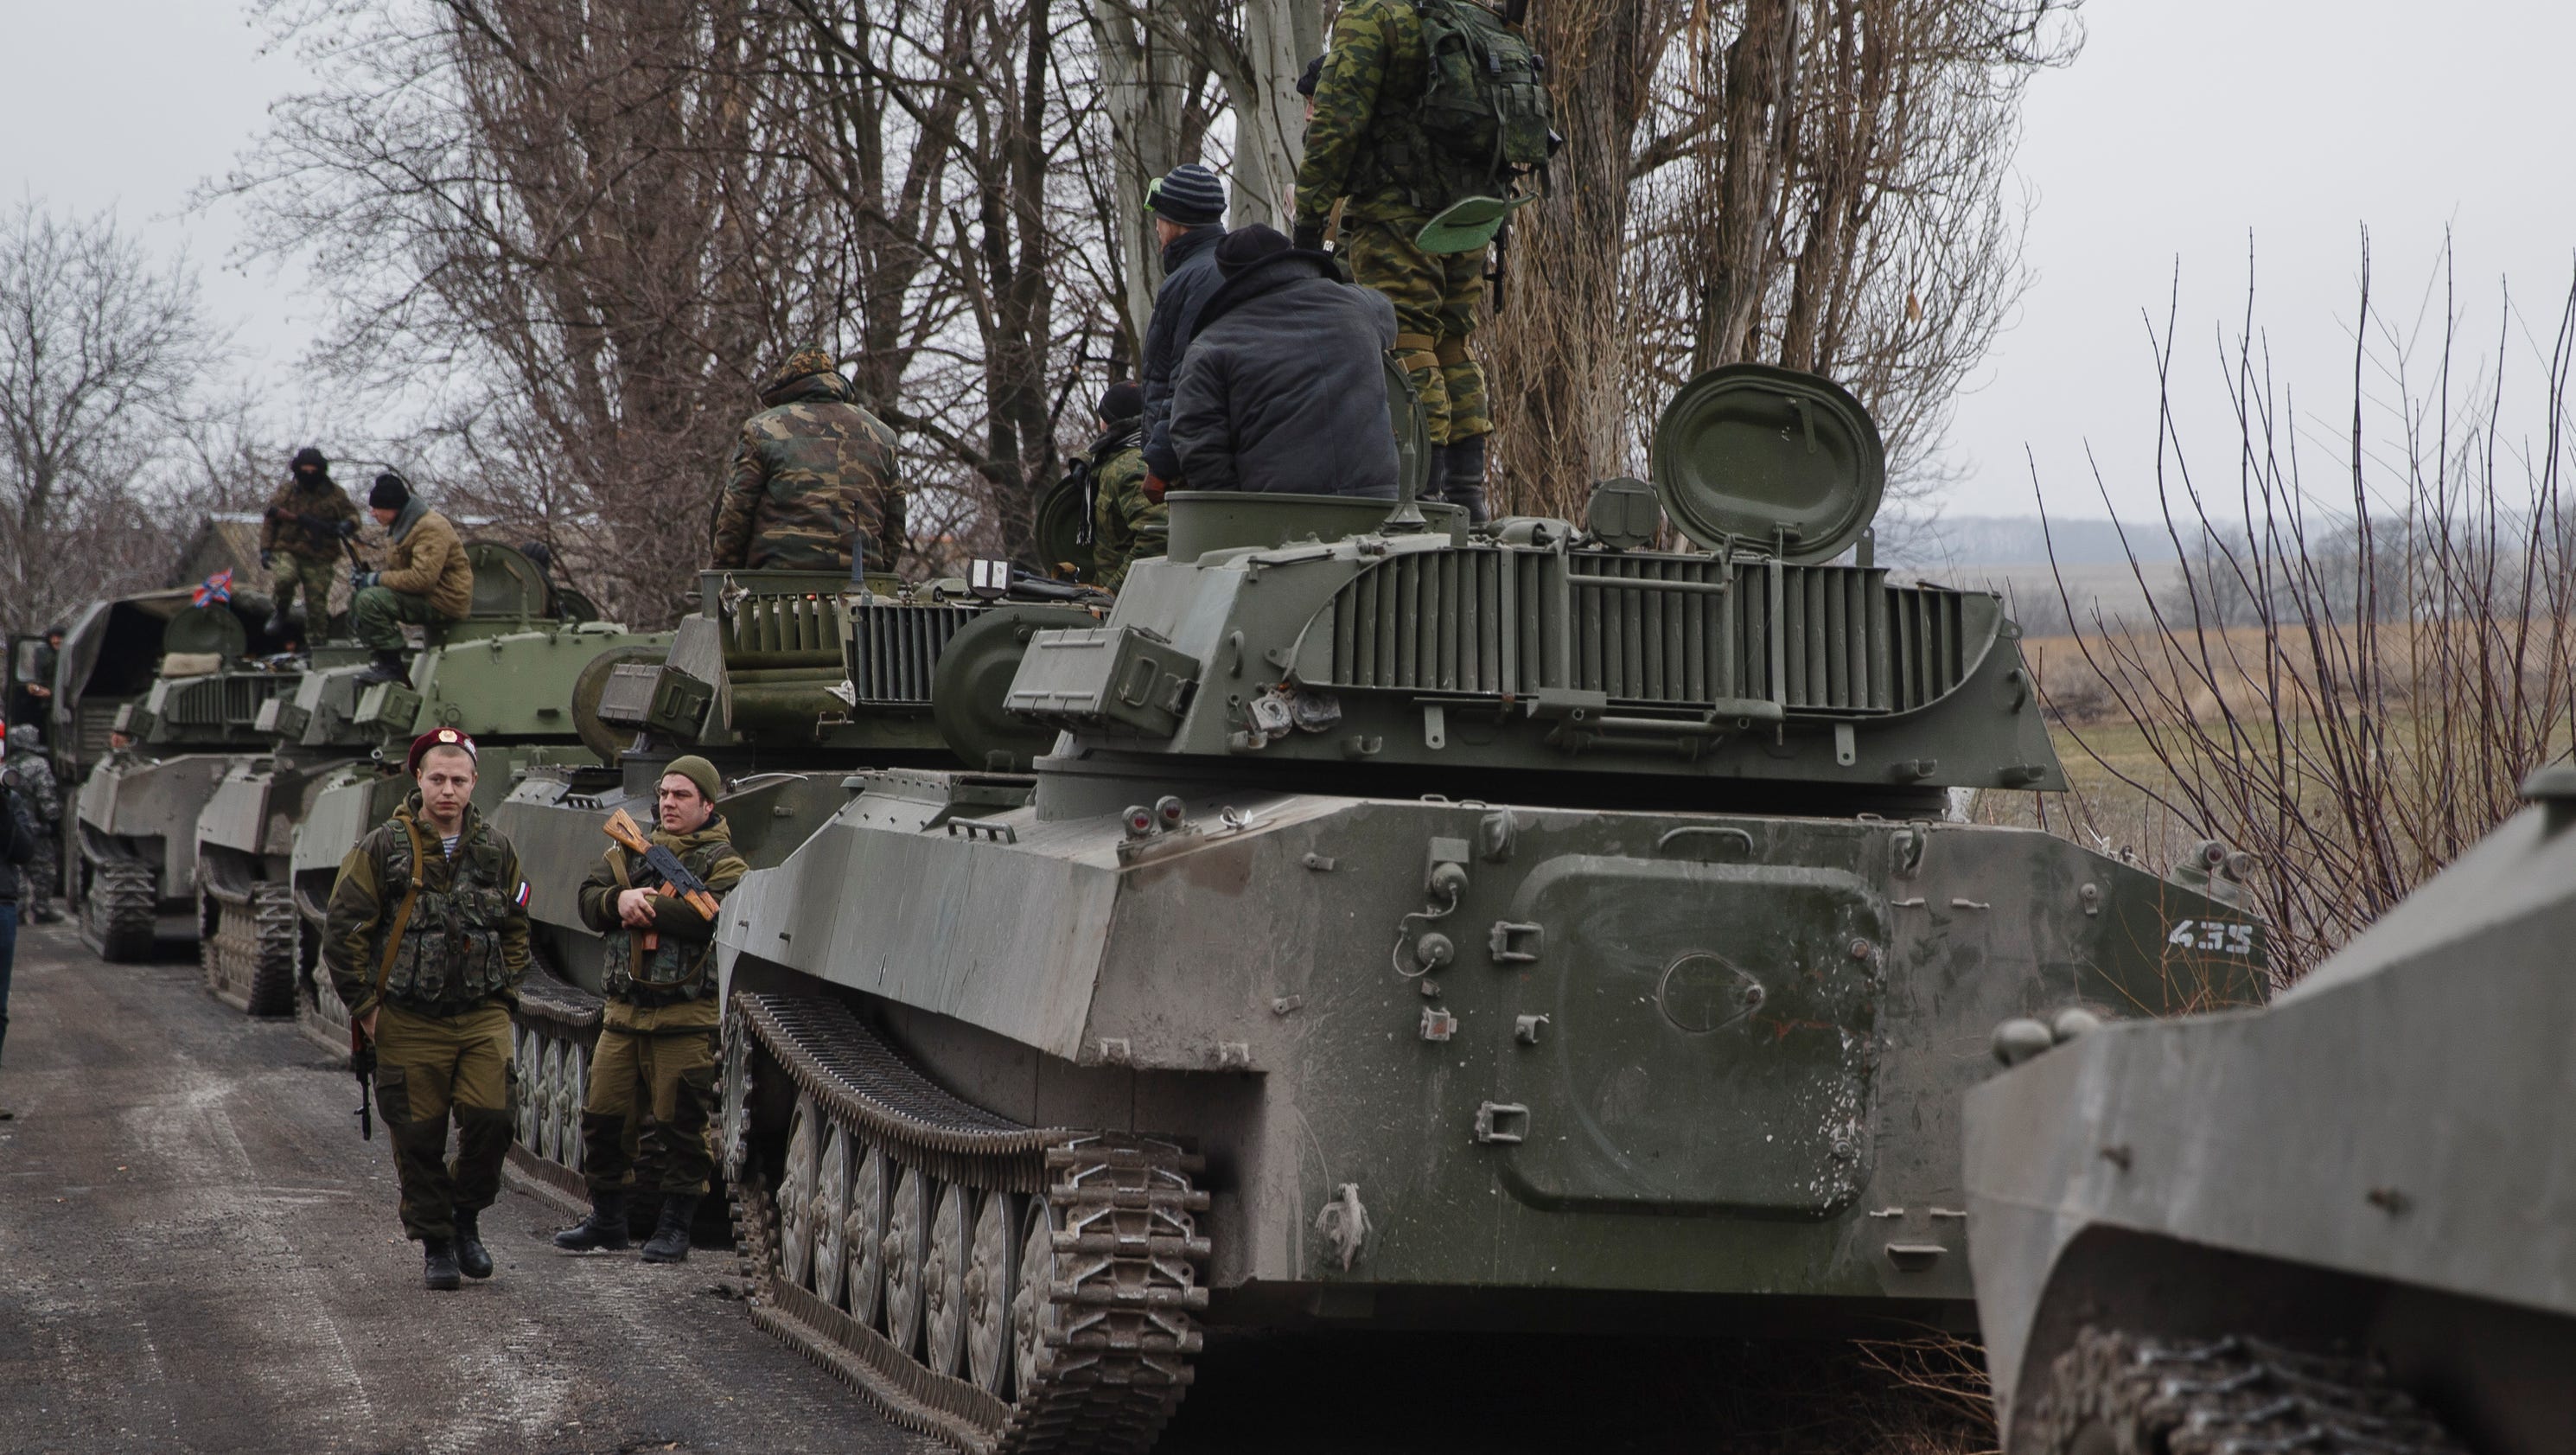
<box><xmin>709</xmin><ymin>347</ymin><xmax>905</xmax><ymax>576</ymax></box>
<box><xmin>1293</xmin><ymin>0</ymin><xmax>1553</xmax><ymax>525</ymax></box>
<box><xmin>552</xmin><ymin>755</ymin><xmax>747</xmax><ymax>1263</ymax></box>
<box><xmin>2</xmin><ymin>724</ymin><xmax>61</xmax><ymax>924</ymax></box>
<box><xmin>325</xmin><ymin>727</ymin><xmax>532</xmax><ymax>1291</ymax></box>
<box><xmin>1080</xmin><ymin>380</ymin><xmax>1164</xmax><ymax>590</ymax></box>
<box><xmin>259</xmin><ymin>448</ymin><xmax>362</xmax><ymax>638</ymax></box>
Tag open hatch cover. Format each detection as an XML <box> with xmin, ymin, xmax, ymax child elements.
<box><xmin>1648</xmin><ymin>363</ymin><xmax>1885</xmax><ymax>563</ymax></box>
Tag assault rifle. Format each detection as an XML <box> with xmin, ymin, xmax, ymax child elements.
<box><xmin>603</xmin><ymin>807</ymin><xmax>721</xmax><ymax>952</ymax></box>
<box><xmin>350</xmin><ymin>1026</ymin><xmax>376</xmax><ymax>1140</ymax></box>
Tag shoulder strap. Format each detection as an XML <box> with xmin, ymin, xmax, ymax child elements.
<box><xmin>370</xmin><ymin>819</ymin><xmax>430</xmax><ymax>1002</ymax></box>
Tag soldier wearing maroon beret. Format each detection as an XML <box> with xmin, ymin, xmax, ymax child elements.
<box><xmin>322</xmin><ymin>727</ymin><xmax>532</xmax><ymax>1291</ymax></box>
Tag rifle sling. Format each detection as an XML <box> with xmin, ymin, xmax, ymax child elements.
<box><xmin>367</xmin><ymin>818</ymin><xmax>431</xmax><ymax>1018</ymax></box>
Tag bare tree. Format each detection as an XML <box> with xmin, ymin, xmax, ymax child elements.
<box><xmin>0</xmin><ymin>201</ymin><xmax>229</xmax><ymax>634</ymax></box>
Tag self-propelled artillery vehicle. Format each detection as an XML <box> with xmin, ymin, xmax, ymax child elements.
<box><xmin>64</xmin><ymin>593</ymin><xmax>301</xmax><ymax>960</ymax></box>
<box><xmin>268</xmin><ymin>544</ymin><xmax>667</xmax><ymax>1043</ymax></box>
<box><xmin>707</xmin><ymin>363</ymin><xmax>2274</xmax><ymax>1453</ymax></box>
<box><xmin>492</xmin><ymin>566</ymin><xmax>1101</xmax><ymax>1204</ymax></box>
<box><xmin>1964</xmin><ymin>767</ymin><xmax>2576</xmax><ymax>1455</ymax></box>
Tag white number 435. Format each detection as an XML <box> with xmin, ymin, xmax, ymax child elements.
<box><xmin>2168</xmin><ymin>918</ymin><xmax>2257</xmax><ymax>955</ymax></box>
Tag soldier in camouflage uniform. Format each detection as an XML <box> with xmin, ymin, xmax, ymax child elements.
<box><xmin>1294</xmin><ymin>1</ymin><xmax>1501</xmax><ymax>522</ymax></box>
<box><xmin>325</xmin><ymin>727</ymin><xmax>532</xmax><ymax>1292</ymax></box>
<box><xmin>552</xmin><ymin>755</ymin><xmax>748</xmax><ymax>1263</ymax></box>
<box><xmin>1081</xmin><ymin>381</ymin><xmax>1164</xmax><ymax>591</ymax></box>
<box><xmin>709</xmin><ymin>347</ymin><xmax>905</xmax><ymax>575</ymax></box>
<box><xmin>259</xmin><ymin>448</ymin><xmax>361</xmax><ymax>639</ymax></box>
<box><xmin>2</xmin><ymin>724</ymin><xmax>60</xmax><ymax>924</ymax></box>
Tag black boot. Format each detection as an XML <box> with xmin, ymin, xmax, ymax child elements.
<box><xmin>354</xmin><ymin>650</ymin><xmax>408</xmax><ymax>686</ymax></box>
<box><xmin>261</xmin><ymin>609</ymin><xmax>290</xmax><ymax>639</ymax></box>
<box><xmin>639</xmin><ymin>1192</ymin><xmax>698</xmax><ymax>1264</ymax></box>
<box><xmin>1440</xmin><ymin>434</ymin><xmax>1491</xmax><ymax>527</ymax></box>
<box><xmin>453</xmin><ymin>1209</ymin><xmax>494</xmax><ymax>1280</ymax></box>
<box><xmin>423</xmin><ymin>1239</ymin><xmax>462</xmax><ymax>1291</ymax></box>
<box><xmin>554</xmin><ymin>1190</ymin><xmax>630</xmax><ymax>1253</ymax></box>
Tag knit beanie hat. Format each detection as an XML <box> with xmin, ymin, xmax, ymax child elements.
<box><xmin>1146</xmin><ymin>163</ymin><xmax>1226</xmax><ymax>227</ymax></box>
<box><xmin>1296</xmin><ymin>54</ymin><xmax>1324</xmax><ymax>98</ymax></box>
<box><xmin>1097</xmin><ymin>380</ymin><xmax>1144</xmax><ymax>422</ymax></box>
<box><xmin>1215</xmin><ymin>224</ymin><xmax>1292</xmax><ymax>278</ymax></box>
<box><xmin>369</xmin><ymin>472</ymin><xmax>411</xmax><ymax>510</ymax></box>
<box><xmin>663</xmin><ymin>755</ymin><xmax>723</xmax><ymax>803</ymax></box>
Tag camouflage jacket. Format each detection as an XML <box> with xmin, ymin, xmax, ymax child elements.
<box><xmin>576</xmin><ymin>814</ymin><xmax>748</xmax><ymax>1014</ymax></box>
<box><xmin>1086</xmin><ymin>425</ymin><xmax>1165</xmax><ymax>591</ymax></box>
<box><xmin>709</xmin><ymin>373</ymin><xmax>905</xmax><ymax>574</ymax></box>
<box><xmin>2</xmin><ymin>752</ymin><xmax>59</xmax><ymax>825</ymax></box>
<box><xmin>324</xmin><ymin>795</ymin><xmax>531</xmax><ymax>1020</ymax></box>
<box><xmin>1295</xmin><ymin>0</ymin><xmax>1434</xmax><ymax>228</ymax></box>
<box><xmin>259</xmin><ymin>476</ymin><xmax>361</xmax><ymax>560</ymax></box>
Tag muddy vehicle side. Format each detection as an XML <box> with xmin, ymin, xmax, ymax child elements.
<box><xmin>268</xmin><ymin>545</ymin><xmax>668</xmax><ymax>1038</ymax></box>
<box><xmin>707</xmin><ymin>366</ymin><xmax>2274</xmax><ymax>1454</ymax></box>
<box><xmin>67</xmin><ymin>597</ymin><xmax>301</xmax><ymax>960</ymax></box>
<box><xmin>1963</xmin><ymin>767</ymin><xmax>2576</xmax><ymax>1455</ymax></box>
<box><xmin>494</xmin><ymin>567</ymin><xmax>1094</xmax><ymax>1207</ymax></box>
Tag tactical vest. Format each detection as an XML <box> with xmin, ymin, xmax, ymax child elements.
<box><xmin>599</xmin><ymin>840</ymin><xmax>725</xmax><ymax>1003</ymax></box>
<box><xmin>1355</xmin><ymin>0</ymin><xmax>1553</xmax><ymax>217</ymax></box>
<box><xmin>375</xmin><ymin>820</ymin><xmax>516</xmax><ymax>1010</ymax></box>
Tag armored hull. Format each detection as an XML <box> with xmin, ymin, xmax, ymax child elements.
<box><xmin>1964</xmin><ymin>769</ymin><xmax>2576</xmax><ymax>1454</ymax></box>
<box><xmin>76</xmin><ymin>750</ymin><xmax>243</xmax><ymax>960</ymax></box>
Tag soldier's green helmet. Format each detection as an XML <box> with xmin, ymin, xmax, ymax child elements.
<box><xmin>761</xmin><ymin>347</ymin><xmax>841</xmax><ymax>401</ymax></box>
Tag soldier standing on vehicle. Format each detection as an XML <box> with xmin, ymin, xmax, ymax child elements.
<box><xmin>1078</xmin><ymin>381</ymin><xmax>1163</xmax><ymax>590</ymax></box>
<box><xmin>350</xmin><ymin>473</ymin><xmax>475</xmax><ymax>686</ymax></box>
<box><xmin>708</xmin><ymin>348</ymin><xmax>904</xmax><ymax>576</ymax></box>
<box><xmin>259</xmin><ymin>448</ymin><xmax>361</xmax><ymax>639</ymax></box>
<box><xmin>324</xmin><ymin>727</ymin><xmax>532</xmax><ymax>1292</ymax></box>
<box><xmin>552</xmin><ymin>755</ymin><xmax>747</xmax><ymax>1263</ymax></box>
<box><xmin>3</xmin><ymin>724</ymin><xmax>61</xmax><ymax>924</ymax></box>
<box><xmin>1134</xmin><ymin>163</ymin><xmax>1231</xmax><ymax>498</ymax></box>
<box><xmin>1292</xmin><ymin>0</ymin><xmax>1553</xmax><ymax>524</ymax></box>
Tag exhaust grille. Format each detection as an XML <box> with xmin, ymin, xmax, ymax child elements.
<box><xmin>843</xmin><ymin>600</ymin><xmax>979</xmax><ymax>705</ymax></box>
<box><xmin>723</xmin><ymin>592</ymin><xmax>844</xmax><ymax>667</ymax></box>
<box><xmin>162</xmin><ymin>673</ymin><xmax>288</xmax><ymax>730</ymax></box>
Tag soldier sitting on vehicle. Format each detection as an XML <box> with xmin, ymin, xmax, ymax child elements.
<box><xmin>553</xmin><ymin>755</ymin><xmax>749</xmax><ymax>1264</ymax></box>
<box><xmin>259</xmin><ymin>447</ymin><xmax>361</xmax><ymax>639</ymax></box>
<box><xmin>708</xmin><ymin>347</ymin><xmax>905</xmax><ymax>576</ymax></box>
<box><xmin>1078</xmin><ymin>380</ymin><xmax>1164</xmax><ymax>590</ymax></box>
<box><xmin>350</xmin><ymin>473</ymin><xmax>474</xmax><ymax>686</ymax></box>
<box><xmin>1167</xmin><ymin>225</ymin><xmax>1400</xmax><ymax>498</ymax></box>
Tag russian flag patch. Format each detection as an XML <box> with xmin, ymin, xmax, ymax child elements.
<box><xmin>513</xmin><ymin>880</ymin><xmax>532</xmax><ymax>909</ymax></box>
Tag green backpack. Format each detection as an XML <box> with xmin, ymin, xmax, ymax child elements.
<box><xmin>1412</xmin><ymin>0</ymin><xmax>1553</xmax><ymax>214</ymax></box>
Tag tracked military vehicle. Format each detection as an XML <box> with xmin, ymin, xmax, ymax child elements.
<box><xmin>265</xmin><ymin>544</ymin><xmax>667</xmax><ymax>1039</ymax></box>
<box><xmin>705</xmin><ymin>364</ymin><xmax>2273</xmax><ymax>1453</ymax></box>
<box><xmin>493</xmin><ymin>566</ymin><xmax>1100</xmax><ymax>1203</ymax></box>
<box><xmin>65</xmin><ymin>596</ymin><xmax>299</xmax><ymax>960</ymax></box>
<box><xmin>1964</xmin><ymin>767</ymin><xmax>2576</xmax><ymax>1455</ymax></box>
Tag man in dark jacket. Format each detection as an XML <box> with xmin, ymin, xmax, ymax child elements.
<box><xmin>0</xmin><ymin>742</ymin><xmax>35</xmax><ymax>1120</ymax></box>
<box><xmin>1168</xmin><ymin>226</ymin><xmax>1400</xmax><ymax>498</ymax></box>
<box><xmin>1136</xmin><ymin>163</ymin><xmax>1230</xmax><ymax>494</ymax></box>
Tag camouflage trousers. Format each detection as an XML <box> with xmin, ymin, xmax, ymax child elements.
<box><xmin>579</xmin><ymin>1007</ymin><xmax>719</xmax><ymax>1197</ymax></box>
<box><xmin>268</xmin><ymin>552</ymin><xmax>339</xmax><ymax>622</ymax></box>
<box><xmin>1344</xmin><ymin>217</ymin><xmax>1490</xmax><ymax>445</ymax></box>
<box><xmin>373</xmin><ymin>1002</ymin><xmax>517</xmax><ymax>1243</ymax></box>
<box><xmin>353</xmin><ymin>585</ymin><xmax>445</xmax><ymax>651</ymax></box>
<box><xmin>22</xmin><ymin>828</ymin><xmax>57</xmax><ymax>922</ymax></box>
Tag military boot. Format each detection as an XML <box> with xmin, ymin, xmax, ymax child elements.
<box><xmin>639</xmin><ymin>1192</ymin><xmax>698</xmax><ymax>1264</ymax></box>
<box><xmin>1440</xmin><ymin>434</ymin><xmax>1491</xmax><ymax>527</ymax></box>
<box><xmin>261</xmin><ymin>609</ymin><xmax>291</xmax><ymax>639</ymax></box>
<box><xmin>453</xmin><ymin>1209</ymin><xmax>494</xmax><ymax>1280</ymax></box>
<box><xmin>553</xmin><ymin>1190</ymin><xmax>630</xmax><ymax>1253</ymax></box>
<box><xmin>423</xmin><ymin>1239</ymin><xmax>462</xmax><ymax>1291</ymax></box>
<box><xmin>354</xmin><ymin>649</ymin><xmax>408</xmax><ymax>687</ymax></box>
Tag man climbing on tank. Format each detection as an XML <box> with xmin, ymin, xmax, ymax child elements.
<box><xmin>1167</xmin><ymin>225</ymin><xmax>1401</xmax><ymax>498</ymax></box>
<box><xmin>1294</xmin><ymin>0</ymin><xmax>1554</xmax><ymax>525</ymax></box>
<box><xmin>552</xmin><ymin>754</ymin><xmax>748</xmax><ymax>1263</ymax></box>
<box><xmin>1078</xmin><ymin>380</ymin><xmax>1164</xmax><ymax>590</ymax></box>
<box><xmin>708</xmin><ymin>347</ymin><xmax>904</xmax><ymax>576</ymax></box>
<box><xmin>350</xmin><ymin>472</ymin><xmax>474</xmax><ymax>686</ymax></box>
<box><xmin>1133</xmin><ymin>163</ymin><xmax>1230</xmax><ymax>501</ymax></box>
<box><xmin>259</xmin><ymin>447</ymin><xmax>361</xmax><ymax>640</ymax></box>
<box><xmin>3</xmin><ymin>723</ymin><xmax>61</xmax><ymax>924</ymax></box>
<box><xmin>323</xmin><ymin>727</ymin><xmax>532</xmax><ymax>1291</ymax></box>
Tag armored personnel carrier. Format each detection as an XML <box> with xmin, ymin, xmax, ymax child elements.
<box><xmin>198</xmin><ymin>542</ymin><xmax>661</xmax><ymax>1020</ymax></box>
<box><xmin>64</xmin><ymin>595</ymin><xmax>299</xmax><ymax>960</ymax></box>
<box><xmin>707</xmin><ymin>364</ymin><xmax>2273</xmax><ymax>1453</ymax></box>
<box><xmin>494</xmin><ymin>566</ymin><xmax>1097</xmax><ymax>1202</ymax></box>
<box><xmin>265</xmin><ymin>544</ymin><xmax>667</xmax><ymax>1039</ymax></box>
<box><xmin>1964</xmin><ymin>767</ymin><xmax>2576</xmax><ymax>1454</ymax></box>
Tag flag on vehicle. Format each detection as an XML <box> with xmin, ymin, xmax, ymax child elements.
<box><xmin>193</xmin><ymin>570</ymin><xmax>234</xmax><ymax>606</ymax></box>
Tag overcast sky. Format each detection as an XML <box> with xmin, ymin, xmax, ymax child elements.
<box><xmin>5</xmin><ymin>1</ymin><xmax>2572</xmax><ymax>524</ymax></box>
